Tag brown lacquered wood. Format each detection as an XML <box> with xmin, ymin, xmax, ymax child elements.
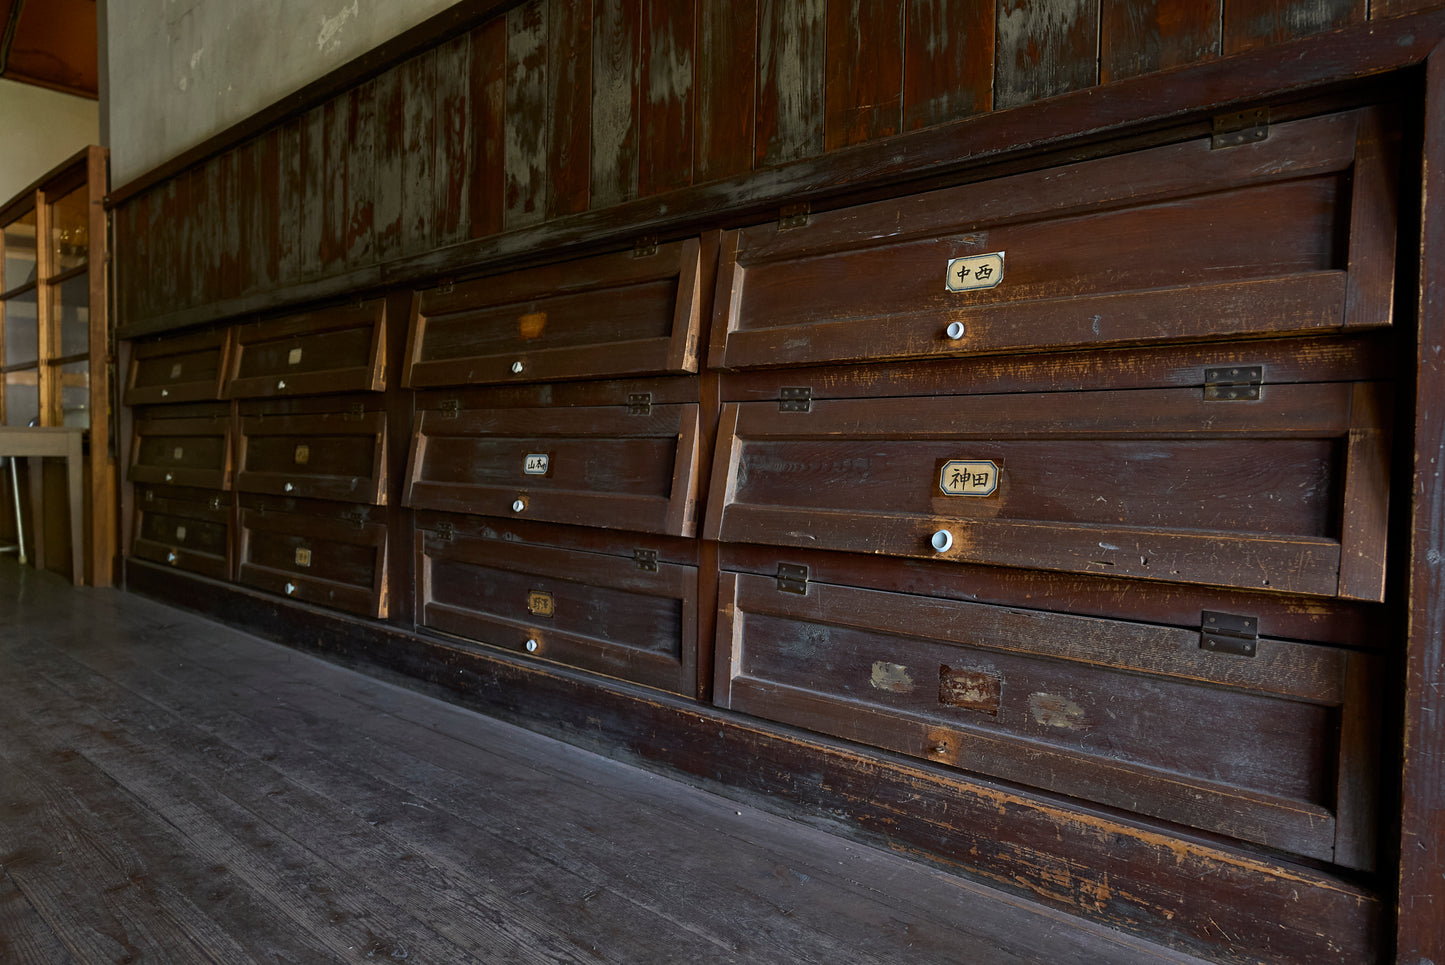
<box><xmin>590</xmin><ymin>0</ymin><xmax>639</xmax><ymax>210</ymax></box>
<box><xmin>755</xmin><ymin>0</ymin><xmax>825</xmax><ymax>166</ymax></box>
<box><xmin>1223</xmin><ymin>0</ymin><xmax>1365</xmax><ymax>55</ymax></box>
<box><xmin>995</xmin><ymin>0</ymin><xmax>1100</xmax><ymax>108</ymax></box>
<box><xmin>434</xmin><ymin>36</ymin><xmax>473</xmax><ymax>247</ymax></box>
<box><xmin>130</xmin><ymin>483</ymin><xmax>232</xmax><ymax>581</ymax></box>
<box><xmin>902</xmin><ymin>0</ymin><xmax>993</xmax><ymax>131</ymax></box>
<box><xmin>694</xmin><ymin>0</ymin><xmax>756</xmax><ymax>182</ymax></box>
<box><xmin>824</xmin><ymin>0</ymin><xmax>903</xmax><ymax>150</ymax></box>
<box><xmin>504</xmin><ymin>1</ymin><xmax>548</xmax><ymax>230</ymax></box>
<box><xmin>468</xmin><ymin>16</ymin><xmax>508</xmax><ymax>240</ymax></box>
<box><xmin>236</xmin><ymin>411</ymin><xmax>388</xmax><ymax>505</ymax></box>
<box><xmin>237</xmin><ymin>495</ymin><xmax>389</xmax><ymax>618</ymax></box>
<box><xmin>548</xmin><ymin>0</ymin><xmax>592</xmax><ymax>217</ymax></box>
<box><xmin>124</xmin><ymin>327</ymin><xmax>234</xmax><ymax>406</ymax></box>
<box><xmin>129</xmin><ymin>413</ymin><xmax>233</xmax><ymax>491</ymax></box>
<box><xmin>226</xmin><ymin>299</ymin><xmax>386</xmax><ymax>399</ymax></box>
<box><xmin>639</xmin><ymin>0</ymin><xmax>694</xmax><ymax>197</ymax></box>
<box><xmin>1100</xmin><ymin>0</ymin><xmax>1220</xmax><ymax>83</ymax></box>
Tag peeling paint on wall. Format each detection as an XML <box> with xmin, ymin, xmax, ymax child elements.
<box><xmin>318</xmin><ymin>0</ymin><xmax>361</xmax><ymax>55</ymax></box>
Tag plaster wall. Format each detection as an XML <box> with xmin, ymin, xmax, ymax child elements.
<box><xmin>105</xmin><ymin>0</ymin><xmax>467</xmax><ymax>186</ymax></box>
<box><xmin>0</xmin><ymin>81</ymin><xmax>101</xmax><ymax>204</ymax></box>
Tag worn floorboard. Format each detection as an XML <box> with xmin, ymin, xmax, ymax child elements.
<box><xmin>0</xmin><ymin>559</ymin><xmax>1212</xmax><ymax>964</ymax></box>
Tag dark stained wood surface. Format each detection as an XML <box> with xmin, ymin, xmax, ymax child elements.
<box><xmin>0</xmin><ymin>558</ymin><xmax>1218</xmax><ymax>965</ymax></box>
<box><xmin>825</xmin><ymin>0</ymin><xmax>903</xmax><ymax>150</ymax></box>
<box><xmin>1100</xmin><ymin>0</ymin><xmax>1221</xmax><ymax>83</ymax></box>
<box><xmin>226</xmin><ymin>298</ymin><xmax>387</xmax><ymax>399</ymax></box>
<box><xmin>994</xmin><ymin>0</ymin><xmax>1100</xmax><ymax>108</ymax></box>
<box><xmin>903</xmin><ymin>0</ymin><xmax>994</xmax><ymax>130</ymax></box>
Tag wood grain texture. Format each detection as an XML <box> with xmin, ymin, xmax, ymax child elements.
<box><xmin>1373</xmin><ymin>0</ymin><xmax>1445</xmax><ymax>15</ymax></box>
<box><xmin>435</xmin><ymin>35</ymin><xmax>473</xmax><ymax>247</ymax></box>
<box><xmin>695</xmin><ymin>0</ymin><xmax>756</xmax><ymax>181</ymax></box>
<box><xmin>756</xmin><ymin>0</ymin><xmax>826</xmax><ymax>166</ymax></box>
<box><xmin>548</xmin><ymin>0</ymin><xmax>593</xmax><ymax>217</ymax></box>
<box><xmin>373</xmin><ymin>64</ymin><xmax>407</xmax><ymax>262</ymax></box>
<box><xmin>297</xmin><ymin>107</ymin><xmax>325</xmax><ymax>280</ymax></box>
<box><xmin>322</xmin><ymin>97</ymin><xmax>347</xmax><ymax>275</ymax></box>
<box><xmin>1223</xmin><ymin>0</ymin><xmax>1364</xmax><ymax>54</ymax></box>
<box><xmin>640</xmin><ymin>0</ymin><xmax>696</xmax><ymax>196</ymax></box>
<box><xmin>903</xmin><ymin>0</ymin><xmax>994</xmax><ymax>131</ymax></box>
<box><xmin>345</xmin><ymin>80</ymin><xmax>378</xmax><ymax>267</ymax></box>
<box><xmin>217</xmin><ymin>150</ymin><xmax>242</xmax><ymax>299</ymax></box>
<box><xmin>1101</xmin><ymin>0</ymin><xmax>1221</xmax><ymax>83</ymax></box>
<box><xmin>826</xmin><ymin>0</ymin><xmax>904</xmax><ymax>150</ymax></box>
<box><xmin>469</xmin><ymin>17</ymin><xmax>508</xmax><ymax>239</ymax></box>
<box><xmin>591</xmin><ymin>0</ymin><xmax>641</xmax><ymax>209</ymax></box>
<box><xmin>505</xmin><ymin>1</ymin><xmax>549</xmax><ymax>229</ymax></box>
<box><xmin>277</xmin><ymin>118</ymin><xmax>303</xmax><ymax>285</ymax></box>
<box><xmin>995</xmin><ymin>0</ymin><xmax>1101</xmax><ymax>108</ymax></box>
<box><xmin>402</xmin><ymin>50</ymin><xmax>439</xmax><ymax>257</ymax></box>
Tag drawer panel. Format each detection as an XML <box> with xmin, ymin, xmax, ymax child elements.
<box><xmin>236</xmin><ymin>409</ymin><xmax>387</xmax><ymax>505</ymax></box>
<box><xmin>706</xmin><ymin>381</ymin><xmax>1390</xmax><ymax>600</ymax></box>
<box><xmin>712</xmin><ymin>108</ymin><xmax>1396</xmax><ymax>369</ymax></box>
<box><xmin>237</xmin><ymin>496</ymin><xmax>388</xmax><ymax>618</ymax></box>
<box><xmin>124</xmin><ymin>328</ymin><xmax>232</xmax><ymax>405</ymax></box>
<box><xmin>406</xmin><ymin>398</ymin><xmax>701</xmax><ymax>536</ymax></box>
<box><xmin>129</xmin><ymin>412</ymin><xmax>232</xmax><ymax>490</ymax></box>
<box><xmin>717</xmin><ymin>568</ymin><xmax>1380</xmax><ymax>869</ymax></box>
<box><xmin>418</xmin><ymin>513</ymin><xmax>698</xmax><ymax>696</ymax></box>
<box><xmin>131</xmin><ymin>484</ymin><xmax>231</xmax><ymax>580</ymax></box>
<box><xmin>227</xmin><ymin>298</ymin><xmax>386</xmax><ymax>398</ymax></box>
<box><xmin>405</xmin><ymin>238</ymin><xmax>705</xmax><ymax>387</ymax></box>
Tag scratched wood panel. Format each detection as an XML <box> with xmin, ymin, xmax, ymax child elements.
<box><xmin>321</xmin><ymin>96</ymin><xmax>347</xmax><ymax>275</ymax></box>
<box><xmin>504</xmin><ymin>0</ymin><xmax>549</xmax><ymax>230</ymax></box>
<box><xmin>756</xmin><ymin>0</ymin><xmax>826</xmax><ymax>166</ymax></box>
<box><xmin>434</xmin><ymin>36</ymin><xmax>472</xmax><ymax>247</ymax></box>
<box><xmin>903</xmin><ymin>0</ymin><xmax>994</xmax><ymax>131</ymax></box>
<box><xmin>277</xmin><ymin>118</ymin><xmax>303</xmax><ymax>286</ymax></box>
<box><xmin>373</xmin><ymin>64</ymin><xmax>407</xmax><ymax>263</ymax></box>
<box><xmin>239</xmin><ymin>139</ymin><xmax>263</xmax><ymax>296</ymax></box>
<box><xmin>639</xmin><ymin>0</ymin><xmax>696</xmax><ymax>196</ymax></box>
<box><xmin>995</xmin><ymin>0</ymin><xmax>1101</xmax><ymax>108</ymax></box>
<box><xmin>401</xmin><ymin>50</ymin><xmax>438</xmax><ymax>257</ymax></box>
<box><xmin>825</xmin><ymin>0</ymin><xmax>904</xmax><ymax>150</ymax></box>
<box><xmin>257</xmin><ymin>128</ymin><xmax>282</xmax><ymax>294</ymax></box>
<box><xmin>346</xmin><ymin>80</ymin><xmax>377</xmax><ymax>268</ymax></box>
<box><xmin>695</xmin><ymin>0</ymin><xmax>756</xmax><ymax>182</ymax></box>
<box><xmin>1372</xmin><ymin>0</ymin><xmax>1445</xmax><ymax>15</ymax></box>
<box><xmin>1223</xmin><ymin>0</ymin><xmax>1365</xmax><ymax>54</ymax></box>
<box><xmin>201</xmin><ymin>156</ymin><xmax>223</xmax><ymax>306</ymax></box>
<box><xmin>548</xmin><ymin>0</ymin><xmax>592</xmax><ymax>217</ymax></box>
<box><xmin>217</xmin><ymin>150</ymin><xmax>242</xmax><ymax>301</ymax></box>
<box><xmin>591</xmin><ymin>0</ymin><xmax>641</xmax><ymax>209</ymax></box>
<box><xmin>112</xmin><ymin>198</ymin><xmax>137</xmax><ymax>326</ymax></box>
<box><xmin>1100</xmin><ymin>0</ymin><xmax>1220</xmax><ymax>83</ymax></box>
<box><xmin>468</xmin><ymin>17</ymin><xmax>507</xmax><ymax>239</ymax></box>
<box><xmin>160</xmin><ymin>179</ymin><xmax>181</xmax><ymax>313</ymax></box>
<box><xmin>297</xmin><ymin>106</ymin><xmax>326</xmax><ymax>281</ymax></box>
<box><xmin>181</xmin><ymin>169</ymin><xmax>202</xmax><ymax>311</ymax></box>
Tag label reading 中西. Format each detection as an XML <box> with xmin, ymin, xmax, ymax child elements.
<box><xmin>939</xmin><ymin>460</ymin><xmax>999</xmax><ymax>497</ymax></box>
<box><xmin>945</xmin><ymin>252</ymin><xmax>1005</xmax><ymax>293</ymax></box>
<box><xmin>524</xmin><ymin>453</ymin><xmax>550</xmax><ymax>475</ymax></box>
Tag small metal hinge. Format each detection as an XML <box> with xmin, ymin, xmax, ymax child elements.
<box><xmin>779</xmin><ymin>387</ymin><xmax>812</xmax><ymax>412</ymax></box>
<box><xmin>779</xmin><ymin>203</ymin><xmax>810</xmax><ymax>230</ymax></box>
<box><xmin>439</xmin><ymin>398</ymin><xmax>460</xmax><ymax>419</ymax></box>
<box><xmin>1211</xmin><ymin>107</ymin><xmax>1269</xmax><ymax>149</ymax></box>
<box><xmin>627</xmin><ymin>392</ymin><xmax>653</xmax><ymax>415</ymax></box>
<box><xmin>1204</xmin><ymin>365</ymin><xmax>1263</xmax><ymax>401</ymax></box>
<box><xmin>1200</xmin><ymin>611</ymin><xmax>1258</xmax><ymax>657</ymax></box>
<box><xmin>208</xmin><ymin>496</ymin><xmax>223</xmax><ymax>511</ymax></box>
<box><xmin>633</xmin><ymin>235</ymin><xmax>660</xmax><ymax>258</ymax></box>
<box><xmin>634</xmin><ymin>548</ymin><xmax>659</xmax><ymax>572</ymax></box>
<box><xmin>437</xmin><ymin>279</ymin><xmax>455</xmax><ymax>295</ymax></box>
<box><xmin>343</xmin><ymin>508</ymin><xmax>368</xmax><ymax>529</ymax></box>
<box><xmin>343</xmin><ymin>402</ymin><xmax>366</xmax><ymax>420</ymax></box>
<box><xmin>432</xmin><ymin>521</ymin><xmax>454</xmax><ymax>542</ymax></box>
<box><xmin>776</xmin><ymin>563</ymin><xmax>809</xmax><ymax>595</ymax></box>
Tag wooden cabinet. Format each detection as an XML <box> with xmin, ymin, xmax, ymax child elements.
<box><xmin>124</xmin><ymin>328</ymin><xmax>232</xmax><ymax>405</ymax></box>
<box><xmin>236</xmin><ymin>396</ymin><xmax>388</xmax><ymax>505</ymax></box>
<box><xmin>238</xmin><ymin>494</ymin><xmax>388</xmax><ymax>618</ymax></box>
<box><xmin>128</xmin><ymin>404</ymin><xmax>232</xmax><ymax>490</ymax></box>
<box><xmin>227</xmin><ymin>298</ymin><xmax>386</xmax><ymax>398</ymax></box>
<box><xmin>130</xmin><ymin>483</ymin><xmax>232</xmax><ymax>580</ymax></box>
<box><xmin>418</xmin><ymin>513</ymin><xmax>698</xmax><ymax>695</ymax></box>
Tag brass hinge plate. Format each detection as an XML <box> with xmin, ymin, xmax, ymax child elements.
<box><xmin>627</xmin><ymin>392</ymin><xmax>653</xmax><ymax>416</ymax></box>
<box><xmin>776</xmin><ymin>563</ymin><xmax>809</xmax><ymax>595</ymax></box>
<box><xmin>439</xmin><ymin>398</ymin><xmax>460</xmax><ymax>419</ymax></box>
<box><xmin>779</xmin><ymin>387</ymin><xmax>812</xmax><ymax>412</ymax></box>
<box><xmin>1200</xmin><ymin>610</ymin><xmax>1258</xmax><ymax>657</ymax></box>
<box><xmin>1212</xmin><ymin>108</ymin><xmax>1269</xmax><ymax>149</ymax></box>
<box><xmin>634</xmin><ymin>548</ymin><xmax>659</xmax><ymax>572</ymax></box>
<box><xmin>432</xmin><ymin>521</ymin><xmax>454</xmax><ymax>542</ymax></box>
<box><xmin>1204</xmin><ymin>365</ymin><xmax>1263</xmax><ymax>401</ymax></box>
<box><xmin>633</xmin><ymin>235</ymin><xmax>660</xmax><ymax>258</ymax></box>
<box><xmin>779</xmin><ymin>203</ymin><xmax>810</xmax><ymax>230</ymax></box>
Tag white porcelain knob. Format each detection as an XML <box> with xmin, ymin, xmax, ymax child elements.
<box><xmin>284</xmin><ymin>582</ymin><xmax>296</xmax><ymax>595</ymax></box>
<box><xmin>931</xmin><ymin>529</ymin><xmax>954</xmax><ymax>553</ymax></box>
<box><xmin>511</xmin><ymin>360</ymin><xmax>525</xmax><ymax>374</ymax></box>
<box><xmin>512</xmin><ymin>498</ymin><xmax>526</xmax><ymax>513</ymax></box>
<box><xmin>277</xmin><ymin>379</ymin><xmax>286</xmax><ymax>389</ymax></box>
<box><xmin>284</xmin><ymin>482</ymin><xmax>294</xmax><ymax>493</ymax></box>
<box><xmin>945</xmin><ymin>321</ymin><xmax>966</xmax><ymax>340</ymax></box>
<box><xmin>525</xmin><ymin>639</ymin><xmax>539</xmax><ymax>653</ymax></box>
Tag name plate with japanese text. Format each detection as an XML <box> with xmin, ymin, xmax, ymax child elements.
<box><xmin>944</xmin><ymin>252</ymin><xmax>1005</xmax><ymax>292</ymax></box>
<box><xmin>524</xmin><ymin>453</ymin><xmax>550</xmax><ymax>475</ymax></box>
<box><xmin>939</xmin><ymin>460</ymin><xmax>1000</xmax><ymax>497</ymax></box>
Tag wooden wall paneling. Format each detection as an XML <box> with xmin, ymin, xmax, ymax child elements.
<box><xmin>434</xmin><ymin>35</ymin><xmax>473</xmax><ymax>247</ymax></box>
<box><xmin>468</xmin><ymin>16</ymin><xmax>508</xmax><ymax>239</ymax></box>
<box><xmin>231</xmin><ymin>142</ymin><xmax>254</xmax><ymax>297</ymax></box>
<box><xmin>591</xmin><ymin>0</ymin><xmax>641</xmax><ymax>210</ymax></box>
<box><xmin>755</xmin><ymin>0</ymin><xmax>826</xmax><ymax>166</ymax></box>
<box><xmin>694</xmin><ymin>0</ymin><xmax>756</xmax><ymax>182</ymax></box>
<box><xmin>383</xmin><ymin>289</ymin><xmax>416</xmax><ymax>627</ymax></box>
<box><xmin>184</xmin><ymin>169</ymin><xmax>205</xmax><ymax>310</ymax></box>
<box><xmin>902</xmin><ymin>0</ymin><xmax>995</xmax><ymax>131</ymax></box>
<box><xmin>1223</xmin><ymin>0</ymin><xmax>1365</xmax><ymax>55</ymax></box>
<box><xmin>201</xmin><ymin>155</ymin><xmax>223</xmax><ymax>306</ymax></box>
<box><xmin>995</xmin><ymin>0</ymin><xmax>1101</xmax><ymax>108</ymax></box>
<box><xmin>278</xmin><ymin>119</ymin><xmax>303</xmax><ymax>286</ymax></box>
<box><xmin>1399</xmin><ymin>38</ymin><xmax>1445</xmax><ymax>965</ymax></box>
<box><xmin>257</xmin><ymin>129</ymin><xmax>282</xmax><ymax>294</ymax></box>
<box><xmin>639</xmin><ymin>0</ymin><xmax>696</xmax><ymax>197</ymax></box>
<box><xmin>504</xmin><ymin>0</ymin><xmax>549</xmax><ymax>230</ymax></box>
<box><xmin>1100</xmin><ymin>0</ymin><xmax>1221</xmax><ymax>83</ymax></box>
<box><xmin>1374</xmin><ymin>0</ymin><xmax>1445</xmax><ymax>16</ymax></box>
<box><xmin>160</xmin><ymin>179</ymin><xmax>180</xmax><ymax>314</ymax></box>
<box><xmin>402</xmin><ymin>50</ymin><xmax>439</xmax><ymax>257</ymax></box>
<box><xmin>321</xmin><ymin>97</ymin><xmax>347</xmax><ymax>276</ymax></box>
<box><xmin>373</xmin><ymin>65</ymin><xmax>407</xmax><ymax>263</ymax></box>
<box><xmin>112</xmin><ymin>198</ymin><xmax>136</xmax><ymax>329</ymax></box>
<box><xmin>345</xmin><ymin>81</ymin><xmax>378</xmax><ymax>269</ymax></box>
<box><xmin>298</xmin><ymin>107</ymin><xmax>325</xmax><ymax>281</ymax></box>
<box><xmin>825</xmin><ymin>0</ymin><xmax>904</xmax><ymax>150</ymax></box>
<box><xmin>173</xmin><ymin>170</ymin><xmax>194</xmax><ymax>314</ymax></box>
<box><xmin>548</xmin><ymin>0</ymin><xmax>592</xmax><ymax>217</ymax></box>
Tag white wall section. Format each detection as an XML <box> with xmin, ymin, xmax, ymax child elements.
<box><xmin>0</xmin><ymin>80</ymin><xmax>101</xmax><ymax>203</ymax></box>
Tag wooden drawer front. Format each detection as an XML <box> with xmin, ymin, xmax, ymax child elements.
<box><xmin>125</xmin><ymin>328</ymin><xmax>232</xmax><ymax>405</ymax></box>
<box><xmin>238</xmin><ymin>498</ymin><xmax>387</xmax><ymax>618</ymax></box>
<box><xmin>718</xmin><ymin>570</ymin><xmax>1379</xmax><ymax>869</ymax></box>
<box><xmin>227</xmin><ymin>299</ymin><xmax>385</xmax><ymax>398</ymax></box>
<box><xmin>129</xmin><ymin>415</ymin><xmax>232</xmax><ymax>490</ymax></box>
<box><xmin>406</xmin><ymin>403</ymin><xmax>701</xmax><ymax>536</ymax></box>
<box><xmin>713</xmin><ymin>108</ymin><xmax>1395</xmax><ymax>369</ymax></box>
<box><xmin>131</xmin><ymin>484</ymin><xmax>231</xmax><ymax>581</ymax></box>
<box><xmin>405</xmin><ymin>239</ymin><xmax>704</xmax><ymax>387</ymax></box>
<box><xmin>418</xmin><ymin>515</ymin><xmax>698</xmax><ymax>695</ymax></box>
<box><xmin>237</xmin><ymin>412</ymin><xmax>387</xmax><ymax>505</ymax></box>
<box><xmin>706</xmin><ymin>381</ymin><xmax>1390</xmax><ymax>600</ymax></box>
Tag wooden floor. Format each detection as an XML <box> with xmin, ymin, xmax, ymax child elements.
<box><xmin>0</xmin><ymin>559</ymin><xmax>1212</xmax><ymax>965</ymax></box>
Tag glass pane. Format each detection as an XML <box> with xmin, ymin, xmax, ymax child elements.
<box><xmin>49</xmin><ymin>186</ymin><xmax>89</xmax><ymax>274</ymax></box>
<box><xmin>59</xmin><ymin>360</ymin><xmax>89</xmax><ymax>428</ymax></box>
<box><xmin>53</xmin><ymin>271</ymin><xmax>90</xmax><ymax>358</ymax></box>
<box><xmin>3</xmin><ymin>288</ymin><xmax>39</xmax><ymax>366</ymax></box>
<box><xmin>4</xmin><ymin>369</ymin><xmax>39</xmax><ymax>427</ymax></box>
<box><xmin>3</xmin><ymin>210</ymin><xmax>36</xmax><ymax>290</ymax></box>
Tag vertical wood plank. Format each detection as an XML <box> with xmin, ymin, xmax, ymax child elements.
<box><xmin>505</xmin><ymin>1</ymin><xmax>549</xmax><ymax>229</ymax></box>
<box><xmin>373</xmin><ymin>65</ymin><xmax>407</xmax><ymax>262</ymax></box>
<box><xmin>1222</xmin><ymin>0</ymin><xmax>1363</xmax><ymax>55</ymax></box>
<box><xmin>347</xmin><ymin>80</ymin><xmax>377</xmax><ymax>268</ymax></box>
<box><xmin>113</xmin><ymin>199</ymin><xmax>139</xmax><ymax>328</ymax></box>
<box><xmin>199</xmin><ymin>156</ymin><xmax>220</xmax><ymax>307</ymax></box>
<box><xmin>434</xmin><ymin>35</ymin><xmax>472</xmax><ymax>247</ymax></box>
<box><xmin>640</xmin><ymin>0</ymin><xmax>696</xmax><ymax>196</ymax></box>
<box><xmin>256</xmin><ymin>129</ymin><xmax>281</xmax><ymax>294</ymax></box>
<box><xmin>903</xmin><ymin>0</ymin><xmax>994</xmax><ymax>132</ymax></box>
<box><xmin>548</xmin><ymin>0</ymin><xmax>592</xmax><ymax>217</ymax></box>
<box><xmin>1372</xmin><ymin>0</ymin><xmax>1441</xmax><ymax>15</ymax></box>
<box><xmin>186</xmin><ymin>167</ymin><xmax>207</xmax><ymax>310</ymax></box>
<box><xmin>756</xmin><ymin>0</ymin><xmax>826</xmax><ymax>167</ymax></box>
<box><xmin>825</xmin><ymin>0</ymin><xmax>903</xmax><ymax>151</ymax></box>
<box><xmin>995</xmin><ymin>0</ymin><xmax>1100</xmax><ymax>109</ymax></box>
<box><xmin>402</xmin><ymin>50</ymin><xmax>438</xmax><ymax>257</ymax></box>
<box><xmin>278</xmin><ymin>118</ymin><xmax>303</xmax><ymax>285</ymax></box>
<box><xmin>591</xmin><ymin>0</ymin><xmax>641</xmax><ymax>209</ymax></box>
<box><xmin>1100</xmin><ymin>0</ymin><xmax>1219</xmax><ymax>83</ymax></box>
<box><xmin>469</xmin><ymin>17</ymin><xmax>508</xmax><ymax>239</ymax></box>
<box><xmin>298</xmin><ymin>107</ymin><xmax>326</xmax><ymax>281</ymax></box>
<box><xmin>695</xmin><ymin>0</ymin><xmax>756</xmax><ymax>182</ymax></box>
<box><xmin>179</xmin><ymin>169</ymin><xmax>199</xmax><ymax>311</ymax></box>
<box><xmin>218</xmin><ymin>150</ymin><xmax>241</xmax><ymax>301</ymax></box>
<box><xmin>322</xmin><ymin>96</ymin><xmax>348</xmax><ymax>276</ymax></box>
<box><xmin>238</xmin><ymin>140</ymin><xmax>261</xmax><ymax>296</ymax></box>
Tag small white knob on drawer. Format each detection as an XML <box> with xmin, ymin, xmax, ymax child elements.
<box><xmin>166</xmin><ymin>551</ymin><xmax>178</xmax><ymax>564</ymax></box>
<box><xmin>525</xmin><ymin>638</ymin><xmax>539</xmax><ymax>653</ymax></box>
<box><xmin>945</xmin><ymin>321</ymin><xmax>966</xmax><ymax>340</ymax></box>
<box><xmin>512</xmin><ymin>498</ymin><xmax>526</xmax><ymax>513</ymax></box>
<box><xmin>284</xmin><ymin>482</ymin><xmax>294</xmax><ymax>493</ymax></box>
<box><xmin>931</xmin><ymin>529</ymin><xmax>954</xmax><ymax>553</ymax></box>
<box><xmin>277</xmin><ymin>379</ymin><xmax>287</xmax><ymax>390</ymax></box>
<box><xmin>284</xmin><ymin>582</ymin><xmax>296</xmax><ymax>595</ymax></box>
<box><xmin>164</xmin><ymin>472</ymin><xmax>174</xmax><ymax>483</ymax></box>
<box><xmin>160</xmin><ymin>388</ymin><xmax>169</xmax><ymax>398</ymax></box>
<box><xmin>510</xmin><ymin>360</ymin><xmax>525</xmax><ymax>374</ymax></box>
